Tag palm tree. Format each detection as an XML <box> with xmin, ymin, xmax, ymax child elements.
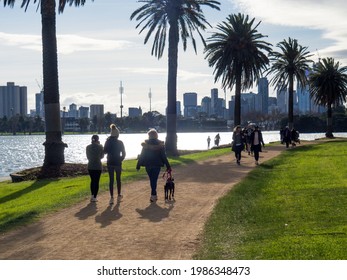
<box><xmin>309</xmin><ymin>57</ymin><xmax>347</xmax><ymax>138</ymax></box>
<box><xmin>268</xmin><ymin>37</ymin><xmax>313</xmax><ymax>130</ymax></box>
<box><xmin>130</xmin><ymin>0</ymin><xmax>220</xmax><ymax>155</ymax></box>
<box><xmin>3</xmin><ymin>0</ymin><xmax>90</xmax><ymax>165</ymax></box>
<box><xmin>204</xmin><ymin>13</ymin><xmax>272</xmax><ymax>126</ymax></box>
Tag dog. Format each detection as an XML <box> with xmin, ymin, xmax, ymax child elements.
<box><xmin>163</xmin><ymin>171</ymin><xmax>175</xmax><ymax>201</ymax></box>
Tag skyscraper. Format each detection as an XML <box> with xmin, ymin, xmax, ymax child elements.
<box><xmin>210</xmin><ymin>88</ymin><xmax>218</xmax><ymax>116</ymax></box>
<box><xmin>183</xmin><ymin>92</ymin><xmax>197</xmax><ymax>118</ymax></box>
<box><xmin>258</xmin><ymin>77</ymin><xmax>269</xmax><ymax>114</ymax></box>
<box><xmin>0</xmin><ymin>82</ymin><xmax>27</xmax><ymax>118</ymax></box>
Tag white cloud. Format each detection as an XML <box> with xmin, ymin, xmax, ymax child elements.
<box><xmin>0</xmin><ymin>32</ymin><xmax>132</xmax><ymax>54</ymax></box>
<box><xmin>230</xmin><ymin>0</ymin><xmax>347</xmax><ymax>62</ymax></box>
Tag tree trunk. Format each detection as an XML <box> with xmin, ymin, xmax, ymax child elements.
<box><xmin>165</xmin><ymin>23</ymin><xmax>178</xmax><ymax>156</ymax></box>
<box><xmin>326</xmin><ymin>103</ymin><xmax>334</xmax><ymax>138</ymax></box>
<box><xmin>288</xmin><ymin>73</ymin><xmax>294</xmax><ymax>130</ymax></box>
<box><xmin>41</xmin><ymin>0</ymin><xmax>67</xmax><ymax>165</ymax></box>
<box><xmin>234</xmin><ymin>70</ymin><xmax>242</xmax><ymax>126</ymax></box>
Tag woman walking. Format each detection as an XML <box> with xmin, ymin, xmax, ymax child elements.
<box><xmin>232</xmin><ymin>125</ymin><xmax>245</xmax><ymax>165</ymax></box>
<box><xmin>104</xmin><ymin>124</ymin><xmax>126</xmax><ymax>205</ymax></box>
<box><xmin>136</xmin><ymin>129</ymin><xmax>171</xmax><ymax>202</ymax></box>
<box><xmin>86</xmin><ymin>135</ymin><xmax>104</xmax><ymax>202</ymax></box>
<box><xmin>250</xmin><ymin>125</ymin><xmax>265</xmax><ymax>165</ymax></box>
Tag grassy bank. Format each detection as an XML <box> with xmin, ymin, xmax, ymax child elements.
<box><xmin>0</xmin><ymin>147</ymin><xmax>229</xmax><ymax>233</ymax></box>
<box><xmin>195</xmin><ymin>140</ymin><xmax>347</xmax><ymax>259</ymax></box>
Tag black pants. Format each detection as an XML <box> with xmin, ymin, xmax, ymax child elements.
<box><xmin>107</xmin><ymin>165</ymin><xmax>122</xmax><ymax>197</ymax></box>
<box><xmin>252</xmin><ymin>144</ymin><xmax>261</xmax><ymax>161</ymax></box>
<box><xmin>88</xmin><ymin>169</ymin><xmax>101</xmax><ymax>198</ymax></box>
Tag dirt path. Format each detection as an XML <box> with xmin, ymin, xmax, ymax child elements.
<box><xmin>0</xmin><ymin>145</ymin><xmax>286</xmax><ymax>260</ymax></box>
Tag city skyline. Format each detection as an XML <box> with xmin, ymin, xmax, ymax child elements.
<box><xmin>1</xmin><ymin>1</ymin><xmax>346</xmax><ymax>115</ymax></box>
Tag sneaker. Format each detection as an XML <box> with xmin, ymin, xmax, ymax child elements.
<box><xmin>150</xmin><ymin>195</ymin><xmax>158</xmax><ymax>202</ymax></box>
<box><xmin>91</xmin><ymin>197</ymin><xmax>98</xmax><ymax>202</ymax></box>
<box><xmin>237</xmin><ymin>160</ymin><xmax>240</xmax><ymax>165</ymax></box>
<box><xmin>90</xmin><ymin>195</ymin><xmax>94</xmax><ymax>202</ymax></box>
<box><xmin>117</xmin><ymin>194</ymin><xmax>123</xmax><ymax>202</ymax></box>
<box><xmin>255</xmin><ymin>161</ymin><xmax>259</xmax><ymax>165</ymax></box>
<box><xmin>109</xmin><ymin>197</ymin><xmax>114</xmax><ymax>205</ymax></box>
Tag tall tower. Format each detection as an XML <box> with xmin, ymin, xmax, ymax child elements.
<box><xmin>119</xmin><ymin>81</ymin><xmax>124</xmax><ymax>118</ymax></box>
<box><xmin>148</xmin><ymin>88</ymin><xmax>152</xmax><ymax>112</ymax></box>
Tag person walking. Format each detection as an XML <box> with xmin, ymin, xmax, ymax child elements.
<box><xmin>250</xmin><ymin>125</ymin><xmax>265</xmax><ymax>165</ymax></box>
<box><xmin>232</xmin><ymin>125</ymin><xmax>245</xmax><ymax>165</ymax></box>
<box><xmin>207</xmin><ymin>136</ymin><xmax>211</xmax><ymax>149</ymax></box>
<box><xmin>283</xmin><ymin>126</ymin><xmax>291</xmax><ymax>148</ymax></box>
<box><xmin>86</xmin><ymin>134</ymin><xmax>104</xmax><ymax>202</ymax></box>
<box><xmin>214</xmin><ymin>133</ymin><xmax>221</xmax><ymax>147</ymax></box>
<box><xmin>104</xmin><ymin>124</ymin><xmax>126</xmax><ymax>205</ymax></box>
<box><xmin>136</xmin><ymin>129</ymin><xmax>171</xmax><ymax>203</ymax></box>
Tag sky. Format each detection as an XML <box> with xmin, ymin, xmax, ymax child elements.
<box><xmin>1</xmin><ymin>0</ymin><xmax>346</xmax><ymax>115</ymax></box>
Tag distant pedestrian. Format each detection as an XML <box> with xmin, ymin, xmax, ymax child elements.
<box><xmin>86</xmin><ymin>134</ymin><xmax>104</xmax><ymax>202</ymax></box>
<box><xmin>207</xmin><ymin>136</ymin><xmax>211</xmax><ymax>149</ymax></box>
<box><xmin>104</xmin><ymin>124</ymin><xmax>126</xmax><ymax>205</ymax></box>
<box><xmin>283</xmin><ymin>126</ymin><xmax>291</xmax><ymax>148</ymax></box>
<box><xmin>232</xmin><ymin>125</ymin><xmax>245</xmax><ymax>165</ymax></box>
<box><xmin>250</xmin><ymin>126</ymin><xmax>265</xmax><ymax>165</ymax></box>
<box><xmin>214</xmin><ymin>133</ymin><xmax>221</xmax><ymax>147</ymax></box>
<box><xmin>136</xmin><ymin>129</ymin><xmax>171</xmax><ymax>203</ymax></box>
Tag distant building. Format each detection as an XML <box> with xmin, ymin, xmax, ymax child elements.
<box><xmin>90</xmin><ymin>104</ymin><xmax>104</xmax><ymax>119</ymax></box>
<box><xmin>176</xmin><ymin>101</ymin><xmax>182</xmax><ymax>117</ymax></box>
<box><xmin>210</xmin><ymin>88</ymin><xmax>218</xmax><ymax>116</ymax></box>
<box><xmin>183</xmin><ymin>92</ymin><xmax>197</xmax><ymax>118</ymax></box>
<box><xmin>258</xmin><ymin>77</ymin><xmax>269</xmax><ymax>114</ymax></box>
<box><xmin>35</xmin><ymin>91</ymin><xmax>44</xmax><ymax>118</ymax></box>
<box><xmin>68</xmin><ymin>103</ymin><xmax>78</xmax><ymax>118</ymax></box>
<box><xmin>128</xmin><ymin>107</ymin><xmax>142</xmax><ymax>117</ymax></box>
<box><xmin>0</xmin><ymin>82</ymin><xmax>27</xmax><ymax>118</ymax></box>
<box><xmin>79</xmin><ymin>106</ymin><xmax>89</xmax><ymax>118</ymax></box>
<box><xmin>201</xmin><ymin>96</ymin><xmax>211</xmax><ymax>116</ymax></box>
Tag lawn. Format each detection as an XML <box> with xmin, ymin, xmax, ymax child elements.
<box><xmin>194</xmin><ymin>140</ymin><xmax>347</xmax><ymax>260</ymax></box>
<box><xmin>0</xmin><ymin>147</ymin><xmax>229</xmax><ymax>233</ymax></box>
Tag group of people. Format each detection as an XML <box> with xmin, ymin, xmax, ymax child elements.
<box><xmin>280</xmin><ymin>127</ymin><xmax>300</xmax><ymax>148</ymax></box>
<box><xmin>232</xmin><ymin>124</ymin><xmax>265</xmax><ymax>165</ymax></box>
<box><xmin>86</xmin><ymin>125</ymin><xmax>171</xmax><ymax>204</ymax></box>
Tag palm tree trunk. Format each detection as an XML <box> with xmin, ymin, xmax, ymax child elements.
<box><xmin>234</xmin><ymin>70</ymin><xmax>242</xmax><ymax>126</ymax></box>
<box><xmin>288</xmin><ymin>73</ymin><xmax>294</xmax><ymax>130</ymax></box>
<box><xmin>41</xmin><ymin>0</ymin><xmax>67</xmax><ymax>166</ymax></box>
<box><xmin>326</xmin><ymin>103</ymin><xmax>334</xmax><ymax>138</ymax></box>
<box><xmin>165</xmin><ymin>23</ymin><xmax>178</xmax><ymax>156</ymax></box>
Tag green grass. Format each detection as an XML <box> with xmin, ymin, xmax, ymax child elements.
<box><xmin>0</xmin><ymin>147</ymin><xmax>229</xmax><ymax>233</ymax></box>
<box><xmin>194</xmin><ymin>140</ymin><xmax>347</xmax><ymax>260</ymax></box>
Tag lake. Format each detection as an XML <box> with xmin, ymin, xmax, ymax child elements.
<box><xmin>1</xmin><ymin>131</ymin><xmax>346</xmax><ymax>179</ymax></box>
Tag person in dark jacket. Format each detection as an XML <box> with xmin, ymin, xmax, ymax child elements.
<box><xmin>104</xmin><ymin>124</ymin><xmax>126</xmax><ymax>205</ymax></box>
<box><xmin>250</xmin><ymin>125</ymin><xmax>265</xmax><ymax>165</ymax></box>
<box><xmin>136</xmin><ymin>129</ymin><xmax>171</xmax><ymax>202</ymax></box>
<box><xmin>232</xmin><ymin>125</ymin><xmax>245</xmax><ymax>165</ymax></box>
<box><xmin>86</xmin><ymin>134</ymin><xmax>104</xmax><ymax>202</ymax></box>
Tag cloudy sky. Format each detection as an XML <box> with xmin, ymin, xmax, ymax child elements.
<box><xmin>0</xmin><ymin>0</ymin><xmax>346</xmax><ymax>115</ymax></box>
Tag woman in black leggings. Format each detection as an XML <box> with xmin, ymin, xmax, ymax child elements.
<box><xmin>86</xmin><ymin>135</ymin><xmax>104</xmax><ymax>202</ymax></box>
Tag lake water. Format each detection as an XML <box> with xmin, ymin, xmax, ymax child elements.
<box><xmin>1</xmin><ymin>131</ymin><xmax>346</xmax><ymax>179</ymax></box>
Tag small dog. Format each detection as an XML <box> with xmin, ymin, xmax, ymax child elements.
<box><xmin>164</xmin><ymin>172</ymin><xmax>175</xmax><ymax>201</ymax></box>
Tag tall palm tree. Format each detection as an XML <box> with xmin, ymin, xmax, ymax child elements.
<box><xmin>3</xmin><ymin>0</ymin><xmax>90</xmax><ymax>165</ymax></box>
<box><xmin>130</xmin><ymin>0</ymin><xmax>220</xmax><ymax>155</ymax></box>
<box><xmin>204</xmin><ymin>13</ymin><xmax>272</xmax><ymax>126</ymax></box>
<box><xmin>268</xmin><ymin>37</ymin><xmax>313</xmax><ymax>129</ymax></box>
<box><xmin>309</xmin><ymin>57</ymin><xmax>347</xmax><ymax>138</ymax></box>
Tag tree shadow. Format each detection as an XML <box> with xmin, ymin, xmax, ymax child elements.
<box><xmin>95</xmin><ymin>201</ymin><xmax>122</xmax><ymax>228</ymax></box>
<box><xmin>135</xmin><ymin>202</ymin><xmax>174</xmax><ymax>223</ymax></box>
<box><xmin>74</xmin><ymin>202</ymin><xmax>97</xmax><ymax>220</ymax></box>
<box><xmin>0</xmin><ymin>179</ymin><xmax>54</xmax><ymax>204</ymax></box>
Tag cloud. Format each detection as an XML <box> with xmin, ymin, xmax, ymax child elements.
<box><xmin>230</xmin><ymin>0</ymin><xmax>347</xmax><ymax>63</ymax></box>
<box><xmin>0</xmin><ymin>32</ymin><xmax>132</xmax><ymax>54</ymax></box>
<box><xmin>112</xmin><ymin>67</ymin><xmax>211</xmax><ymax>80</ymax></box>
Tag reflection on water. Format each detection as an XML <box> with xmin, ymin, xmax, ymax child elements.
<box><xmin>1</xmin><ymin>131</ymin><xmax>346</xmax><ymax>178</ymax></box>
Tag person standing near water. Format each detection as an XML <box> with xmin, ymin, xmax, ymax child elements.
<box><xmin>104</xmin><ymin>124</ymin><xmax>126</xmax><ymax>205</ymax></box>
<box><xmin>250</xmin><ymin>125</ymin><xmax>265</xmax><ymax>165</ymax></box>
<box><xmin>86</xmin><ymin>135</ymin><xmax>104</xmax><ymax>202</ymax></box>
<box><xmin>207</xmin><ymin>136</ymin><xmax>211</xmax><ymax>149</ymax></box>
